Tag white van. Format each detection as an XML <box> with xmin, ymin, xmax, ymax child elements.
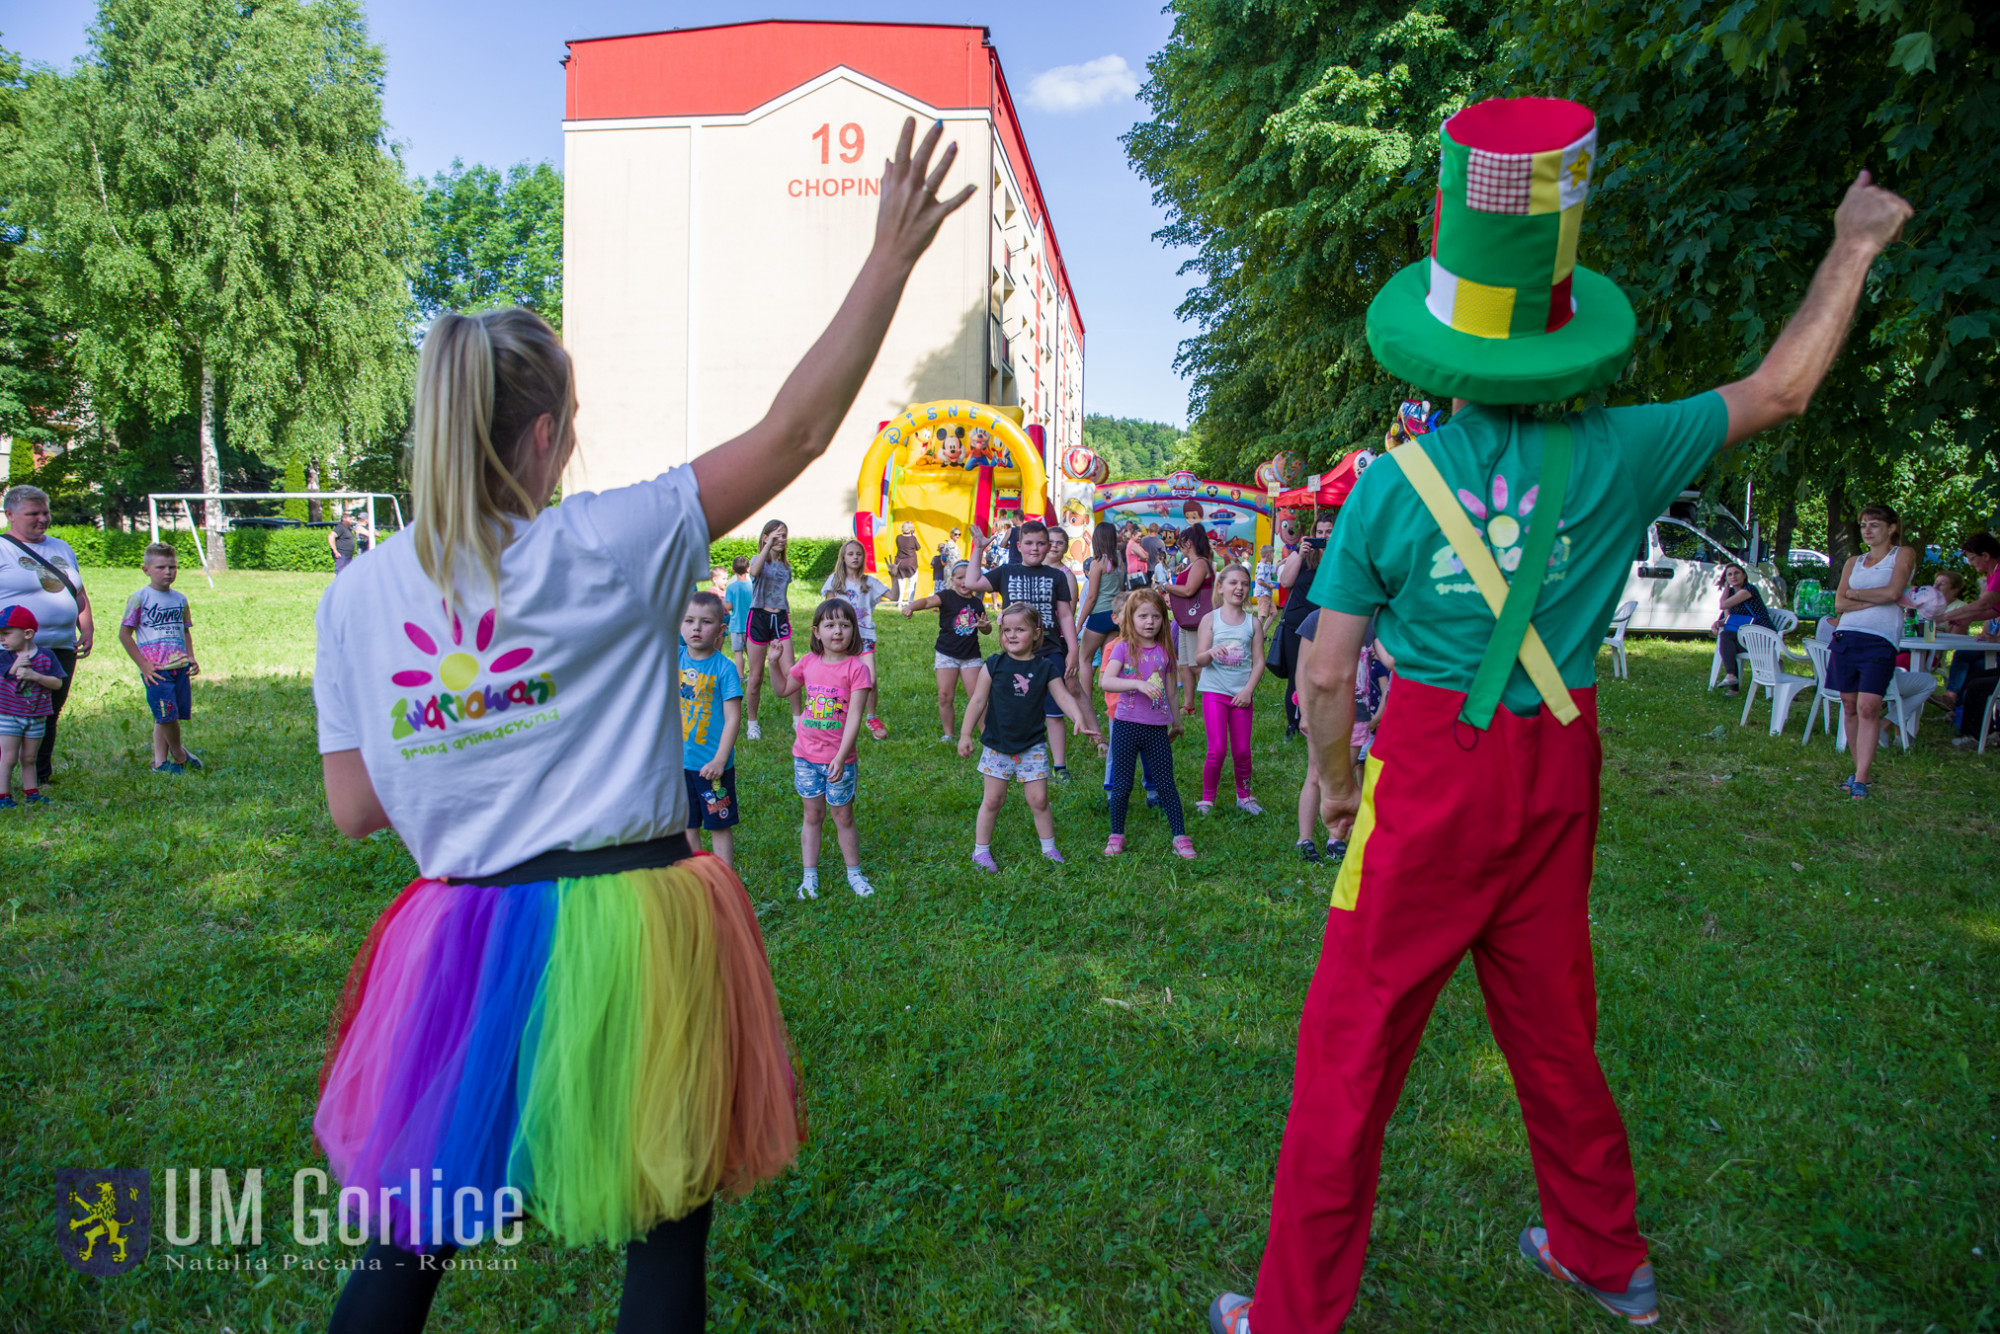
<box><xmin>1619</xmin><ymin>494</ymin><xmax>1786</xmax><ymax>633</ymax></box>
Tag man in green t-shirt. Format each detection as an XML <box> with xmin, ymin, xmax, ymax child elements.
<box><xmin>1209</xmin><ymin>99</ymin><xmax>1912</xmax><ymax>1334</ymax></box>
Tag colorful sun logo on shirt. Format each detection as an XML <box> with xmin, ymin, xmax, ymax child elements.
<box><xmin>390</xmin><ymin>606</ymin><xmax>534</xmax><ymax>691</ymax></box>
<box><xmin>388</xmin><ymin>604</ymin><xmax>553</xmax><ymax>742</ymax></box>
<box><xmin>1428</xmin><ymin>473</ymin><xmax>1570</xmax><ymax>583</ymax></box>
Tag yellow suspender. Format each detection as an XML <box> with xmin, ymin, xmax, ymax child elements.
<box><xmin>1387</xmin><ymin>444</ymin><xmax>1581</xmax><ymax>725</ymax></box>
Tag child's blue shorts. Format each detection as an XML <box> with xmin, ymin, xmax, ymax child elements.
<box><xmin>146</xmin><ymin>666</ymin><xmax>192</xmax><ymax>724</ymax></box>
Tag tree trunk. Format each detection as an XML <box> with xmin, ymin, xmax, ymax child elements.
<box><xmin>306</xmin><ymin>456</ymin><xmax>322</xmax><ymax>523</ymax></box>
<box><xmin>1825</xmin><ymin>477</ymin><xmax>1860</xmax><ymax>567</ymax></box>
<box><xmin>1773</xmin><ymin>488</ymin><xmax>1799</xmax><ymax>577</ymax></box>
<box><xmin>199</xmin><ymin>360</ymin><xmax>227</xmax><ymax>571</ymax></box>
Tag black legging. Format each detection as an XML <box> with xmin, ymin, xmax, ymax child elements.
<box><xmin>1274</xmin><ymin>599</ymin><xmax>1316</xmax><ymax>735</ymax></box>
<box><xmin>1958</xmin><ymin>666</ymin><xmax>2000</xmax><ymax>739</ymax></box>
<box><xmin>328</xmin><ymin>1200</ymin><xmax>712</xmax><ymax>1334</ymax></box>
<box><xmin>38</xmin><ymin>645</ymin><xmax>76</xmax><ymax>784</ymax></box>
<box><xmin>1107</xmin><ymin>721</ymin><xmax>1185</xmax><ymax>836</ymax></box>
<box><xmin>1718</xmin><ymin>629</ymin><xmax>1743</xmax><ymax>680</ymax></box>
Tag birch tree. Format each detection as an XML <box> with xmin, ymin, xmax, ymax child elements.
<box><xmin>13</xmin><ymin>0</ymin><xmax>413</xmax><ymax>567</ymax></box>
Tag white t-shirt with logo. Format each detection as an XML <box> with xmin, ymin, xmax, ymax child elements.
<box><xmin>0</xmin><ymin>534</ymin><xmax>83</xmax><ymax>648</ymax></box>
<box><xmin>313</xmin><ymin>468</ymin><xmax>711</xmax><ymax>881</ymax></box>
<box><xmin>820</xmin><ymin>573</ymin><xmax>891</xmax><ymax>636</ymax></box>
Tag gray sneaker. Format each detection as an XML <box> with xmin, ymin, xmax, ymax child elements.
<box><xmin>1207</xmin><ymin>1291</ymin><xmax>1253</xmax><ymax>1334</ymax></box>
<box><xmin>1519</xmin><ymin>1227</ymin><xmax>1658</xmax><ymax>1325</ymax></box>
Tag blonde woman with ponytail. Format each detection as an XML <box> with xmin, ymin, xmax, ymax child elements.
<box><xmin>310</xmin><ymin>119</ymin><xmax>971</xmax><ymax>1334</ymax></box>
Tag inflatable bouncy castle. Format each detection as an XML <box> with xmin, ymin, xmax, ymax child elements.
<box><xmin>854</xmin><ymin>400</ymin><xmax>1054</xmax><ymax>587</ymax></box>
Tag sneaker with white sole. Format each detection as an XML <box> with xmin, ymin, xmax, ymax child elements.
<box><xmin>746</xmin><ymin>720</ymin><xmax>763</xmax><ymax>741</ymax></box>
<box><xmin>1519</xmin><ymin>1226</ymin><xmax>1658</xmax><ymax>1325</ymax></box>
<box><xmin>1236</xmin><ymin>796</ymin><xmax>1264</xmax><ymax>815</ymax></box>
<box><xmin>846</xmin><ymin>868</ymin><xmax>875</xmax><ymax>897</ymax></box>
<box><xmin>1208</xmin><ymin>1291</ymin><xmax>1253</xmax><ymax>1334</ymax></box>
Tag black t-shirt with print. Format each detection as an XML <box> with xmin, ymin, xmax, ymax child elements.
<box><xmin>935</xmin><ymin>589</ymin><xmax>988</xmax><ymax>660</ymax></box>
<box><xmin>981</xmin><ymin>652</ymin><xmax>1059</xmax><ymax>755</ymax></box>
<box><xmin>986</xmin><ymin>562</ymin><xmax>1070</xmax><ymax>638</ymax></box>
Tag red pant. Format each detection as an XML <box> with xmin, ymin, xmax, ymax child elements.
<box><xmin>1254</xmin><ymin>676</ymin><xmax>1644</xmax><ymax>1332</ymax></box>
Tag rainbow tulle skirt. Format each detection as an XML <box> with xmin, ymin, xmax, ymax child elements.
<box><xmin>314</xmin><ymin>854</ymin><xmax>799</xmax><ymax>1250</ymax></box>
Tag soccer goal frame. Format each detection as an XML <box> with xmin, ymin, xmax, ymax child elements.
<box><xmin>145</xmin><ymin>491</ymin><xmax>406</xmax><ymax>586</ymax></box>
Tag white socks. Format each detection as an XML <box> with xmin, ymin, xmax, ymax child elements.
<box><xmin>800</xmin><ymin>866</ymin><xmax>873</xmax><ymax>897</ymax></box>
<box><xmin>1039</xmin><ymin>837</ymin><xmax>1057</xmax><ymax>854</ymax></box>
<box><xmin>974</xmin><ymin>842</ymin><xmax>992</xmax><ymax>857</ymax></box>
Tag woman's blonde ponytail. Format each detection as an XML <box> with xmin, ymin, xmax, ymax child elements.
<box><xmin>410</xmin><ymin>308</ymin><xmax>573</xmax><ymax>607</ymax></box>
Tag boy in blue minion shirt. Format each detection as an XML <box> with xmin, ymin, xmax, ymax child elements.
<box><xmin>680</xmin><ymin>591</ymin><xmax>745</xmax><ymax>867</ymax></box>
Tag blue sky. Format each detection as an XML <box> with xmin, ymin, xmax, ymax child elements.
<box><xmin>6</xmin><ymin>2</ymin><xmax>1194</xmax><ymax>426</ymax></box>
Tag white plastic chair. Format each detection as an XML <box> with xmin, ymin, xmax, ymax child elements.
<box><xmin>1603</xmin><ymin>600</ymin><xmax>1636</xmax><ymax>679</ymax></box>
<box><xmin>1769</xmin><ymin>608</ymin><xmax>1810</xmax><ymax>672</ymax></box>
<box><xmin>1711</xmin><ymin>607</ymin><xmax>1807</xmax><ymax>690</ymax></box>
<box><xmin>1737</xmin><ymin>626</ymin><xmax>1814</xmax><ymax>734</ymax></box>
<box><xmin>1800</xmin><ymin>639</ymin><xmax>1846</xmax><ymax>748</ymax></box>
<box><xmin>1885</xmin><ymin>668</ymin><xmax>1936</xmax><ymax>747</ymax></box>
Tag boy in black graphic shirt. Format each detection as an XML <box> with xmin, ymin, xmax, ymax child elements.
<box><xmin>968</xmin><ymin>521</ymin><xmax>1080</xmax><ymax>780</ymax></box>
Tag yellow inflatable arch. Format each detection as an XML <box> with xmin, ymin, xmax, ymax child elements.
<box><xmin>855</xmin><ymin>400</ymin><xmax>1051</xmax><ymax>589</ymax></box>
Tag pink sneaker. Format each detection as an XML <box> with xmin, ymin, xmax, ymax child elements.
<box><xmin>972</xmin><ymin>849</ymin><xmax>999</xmax><ymax>873</ymax></box>
<box><xmin>1172</xmin><ymin>836</ymin><xmax>1196</xmax><ymax>859</ymax></box>
<box><xmin>1103</xmin><ymin>834</ymin><xmax>1125</xmax><ymax>856</ymax></box>
<box><xmin>1043</xmin><ymin>846</ymin><xmax>1065</xmax><ymax>864</ymax></box>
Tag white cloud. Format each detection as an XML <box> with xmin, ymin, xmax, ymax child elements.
<box><xmin>1022</xmin><ymin>55</ymin><xmax>1140</xmax><ymax>114</ymax></box>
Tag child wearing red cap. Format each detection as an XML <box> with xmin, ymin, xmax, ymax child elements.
<box><xmin>0</xmin><ymin>604</ymin><xmax>67</xmax><ymax>807</ymax></box>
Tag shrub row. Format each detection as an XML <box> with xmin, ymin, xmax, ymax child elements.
<box><xmin>61</xmin><ymin>524</ymin><xmax>853</xmax><ymax>583</ymax></box>
<box><xmin>54</xmin><ymin>525</ymin><xmax>338</xmax><ymax>572</ymax></box>
<box><xmin>706</xmin><ymin>536</ymin><xmax>844</xmax><ymax>583</ymax></box>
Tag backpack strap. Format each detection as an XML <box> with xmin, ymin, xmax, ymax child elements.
<box><xmin>1388</xmin><ymin>421</ymin><xmax>1581</xmax><ymax>729</ymax></box>
<box><xmin>1</xmin><ymin>534</ymin><xmax>79</xmax><ymax>602</ymax></box>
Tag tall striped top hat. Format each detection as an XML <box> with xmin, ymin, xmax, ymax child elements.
<box><xmin>1366</xmin><ymin>97</ymin><xmax>1635</xmax><ymax>404</ymax></box>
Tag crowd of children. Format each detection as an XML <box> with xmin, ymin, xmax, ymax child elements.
<box><xmin>678</xmin><ymin>515</ymin><xmax>1367</xmax><ymax>882</ymax></box>
<box><xmin>33</xmin><ymin>508</ymin><xmax>1331</xmax><ymax>870</ymax></box>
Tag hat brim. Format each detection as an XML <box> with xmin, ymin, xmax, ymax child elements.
<box><xmin>1366</xmin><ymin>262</ymin><xmax>1635</xmax><ymax>404</ymax></box>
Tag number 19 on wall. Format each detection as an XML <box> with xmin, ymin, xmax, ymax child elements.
<box><xmin>812</xmin><ymin>123</ymin><xmax>864</xmax><ymax>164</ymax></box>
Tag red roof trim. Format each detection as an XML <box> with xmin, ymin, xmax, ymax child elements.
<box><xmin>561</xmin><ymin>20</ymin><xmax>1082</xmax><ymax>334</ymax></box>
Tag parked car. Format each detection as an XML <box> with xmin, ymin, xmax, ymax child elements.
<box><xmin>1619</xmin><ymin>495</ymin><xmax>1785</xmax><ymax>633</ymax></box>
<box><xmin>1788</xmin><ymin>548</ymin><xmax>1830</xmax><ymax>568</ymax></box>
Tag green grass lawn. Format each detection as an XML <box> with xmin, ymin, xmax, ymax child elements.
<box><xmin>7</xmin><ymin>568</ymin><xmax>1997</xmax><ymax>1332</ymax></box>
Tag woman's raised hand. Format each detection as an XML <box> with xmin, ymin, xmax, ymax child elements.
<box><xmin>873</xmin><ymin>118</ymin><xmax>977</xmax><ymax>270</ymax></box>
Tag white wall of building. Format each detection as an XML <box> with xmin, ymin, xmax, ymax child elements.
<box><xmin>563</xmin><ymin>71</ymin><xmax>1000</xmax><ymax>538</ymax></box>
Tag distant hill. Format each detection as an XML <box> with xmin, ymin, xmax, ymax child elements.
<box><xmin>1083</xmin><ymin>414</ymin><xmax>1188</xmax><ymax>482</ymax></box>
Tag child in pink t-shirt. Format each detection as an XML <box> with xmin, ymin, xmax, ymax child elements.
<box><xmin>1099</xmin><ymin>588</ymin><xmax>1194</xmax><ymax>859</ymax></box>
<box><xmin>770</xmin><ymin>598</ymin><xmax>875</xmax><ymax>899</ymax></box>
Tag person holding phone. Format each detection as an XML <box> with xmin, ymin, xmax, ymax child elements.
<box><xmin>1270</xmin><ymin>517</ymin><xmax>1333</xmax><ymax>737</ymax></box>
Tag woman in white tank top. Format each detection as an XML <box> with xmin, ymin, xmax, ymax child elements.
<box><xmin>1828</xmin><ymin>504</ymin><xmax>1918</xmax><ymax>799</ymax></box>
